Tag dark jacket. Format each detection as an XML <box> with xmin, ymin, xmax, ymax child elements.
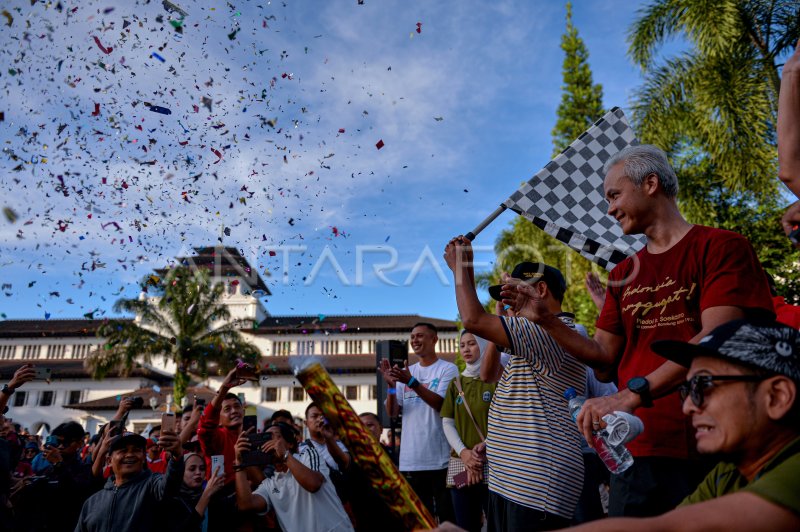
<box><xmin>74</xmin><ymin>457</ymin><xmax>183</xmax><ymax>532</ymax></box>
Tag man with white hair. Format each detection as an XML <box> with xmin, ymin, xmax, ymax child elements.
<box><xmin>500</xmin><ymin>144</ymin><xmax>776</xmax><ymax>516</ymax></box>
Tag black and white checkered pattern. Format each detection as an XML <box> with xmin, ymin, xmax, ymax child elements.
<box><xmin>503</xmin><ymin>107</ymin><xmax>646</xmax><ymax>270</ymax></box>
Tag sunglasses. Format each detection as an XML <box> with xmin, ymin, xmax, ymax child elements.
<box><xmin>678</xmin><ymin>374</ymin><xmax>766</xmax><ymax>408</ymax></box>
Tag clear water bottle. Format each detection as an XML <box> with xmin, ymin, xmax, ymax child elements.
<box><xmin>564</xmin><ymin>387</ymin><xmax>634</xmax><ymax>474</ymax></box>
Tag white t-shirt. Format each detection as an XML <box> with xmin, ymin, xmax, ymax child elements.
<box><xmin>299</xmin><ymin>438</ymin><xmax>349</xmax><ymax>472</ymax></box>
<box><xmin>253</xmin><ymin>446</ymin><xmax>353</xmax><ymax>532</ymax></box>
<box><xmin>395</xmin><ymin>357</ymin><xmax>459</xmax><ymax>471</ymax></box>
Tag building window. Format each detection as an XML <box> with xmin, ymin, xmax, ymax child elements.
<box><xmin>71</xmin><ymin>344</ymin><xmax>92</xmax><ymax>359</ymax></box>
<box><xmin>370</xmin><ymin>385</ymin><xmax>377</xmax><ymax>400</ymax></box>
<box><xmin>261</xmin><ymin>387</ymin><xmax>278</xmax><ymax>402</ymax></box>
<box><xmin>39</xmin><ymin>391</ymin><xmax>54</xmax><ymax>407</ymax></box>
<box><xmin>0</xmin><ymin>345</ymin><xmax>15</xmax><ymax>359</ymax></box>
<box><xmin>13</xmin><ymin>391</ymin><xmax>26</xmax><ymax>407</ymax></box>
<box><xmin>297</xmin><ymin>340</ymin><xmax>314</xmax><ymax>355</ymax></box>
<box><xmin>345</xmin><ymin>386</ymin><xmax>359</xmax><ymax>401</ymax></box>
<box><xmin>68</xmin><ymin>390</ymin><xmax>82</xmax><ymax>405</ymax></box>
<box><xmin>344</xmin><ymin>340</ymin><xmax>363</xmax><ymax>354</ymax></box>
<box><xmin>321</xmin><ymin>341</ymin><xmax>339</xmax><ymax>355</ymax></box>
<box><xmin>272</xmin><ymin>341</ymin><xmax>291</xmax><ymax>356</ymax></box>
<box><xmin>368</xmin><ymin>340</ymin><xmax>376</xmax><ymax>354</ymax></box>
<box><xmin>292</xmin><ymin>387</ymin><xmax>305</xmax><ymax>402</ymax></box>
<box><xmin>21</xmin><ymin>345</ymin><xmax>41</xmax><ymax>359</ymax></box>
<box><xmin>47</xmin><ymin>344</ymin><xmax>66</xmax><ymax>359</ymax></box>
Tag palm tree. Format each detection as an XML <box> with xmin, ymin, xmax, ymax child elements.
<box><xmin>628</xmin><ymin>0</ymin><xmax>800</xmax><ymax>193</ymax></box>
<box><xmin>627</xmin><ymin>0</ymin><xmax>800</xmax><ymax>301</ymax></box>
<box><xmin>89</xmin><ymin>266</ymin><xmax>260</xmax><ymax>405</ymax></box>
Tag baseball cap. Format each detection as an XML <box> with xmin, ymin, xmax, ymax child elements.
<box><xmin>651</xmin><ymin>320</ymin><xmax>800</xmax><ymax>382</ymax></box>
<box><xmin>109</xmin><ymin>432</ymin><xmax>147</xmax><ymax>453</ymax></box>
<box><xmin>488</xmin><ymin>262</ymin><xmax>567</xmax><ymax>302</ymax></box>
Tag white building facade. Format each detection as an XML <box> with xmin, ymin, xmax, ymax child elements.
<box><xmin>0</xmin><ymin>247</ymin><xmax>459</xmax><ymax>433</ymax></box>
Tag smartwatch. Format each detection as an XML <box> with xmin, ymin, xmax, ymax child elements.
<box><xmin>627</xmin><ymin>376</ymin><xmax>653</xmax><ymax>408</ymax></box>
<box><xmin>1</xmin><ymin>384</ymin><xmax>13</xmax><ymax>396</ymax></box>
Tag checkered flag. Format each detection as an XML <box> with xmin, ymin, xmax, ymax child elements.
<box><xmin>503</xmin><ymin>107</ymin><xmax>646</xmax><ymax>270</ymax></box>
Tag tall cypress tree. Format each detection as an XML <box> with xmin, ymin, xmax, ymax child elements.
<box><xmin>479</xmin><ymin>3</ymin><xmax>605</xmax><ymax>330</ymax></box>
<box><xmin>551</xmin><ymin>2</ymin><xmax>604</xmax><ymax>156</ymax></box>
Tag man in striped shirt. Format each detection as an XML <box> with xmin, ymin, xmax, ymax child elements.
<box><xmin>444</xmin><ymin>238</ymin><xmax>586</xmax><ymax>531</ymax></box>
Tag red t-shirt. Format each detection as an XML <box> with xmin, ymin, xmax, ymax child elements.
<box><xmin>773</xmin><ymin>296</ymin><xmax>800</xmax><ymax>329</ymax></box>
<box><xmin>596</xmin><ymin>225</ymin><xmax>774</xmax><ymax>459</ymax></box>
<box><xmin>197</xmin><ymin>403</ymin><xmax>240</xmax><ymax>484</ymax></box>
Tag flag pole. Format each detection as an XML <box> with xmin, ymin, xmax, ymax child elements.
<box><xmin>465</xmin><ymin>204</ymin><xmax>507</xmax><ymax>241</ymax></box>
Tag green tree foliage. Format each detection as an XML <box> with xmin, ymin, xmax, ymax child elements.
<box><xmin>628</xmin><ymin>0</ymin><xmax>800</xmax><ymax>300</ymax></box>
<box><xmin>552</xmin><ymin>2</ymin><xmax>605</xmax><ymax>157</ymax></box>
<box><xmin>90</xmin><ymin>267</ymin><xmax>260</xmax><ymax>404</ymax></box>
<box><xmin>477</xmin><ymin>3</ymin><xmax>606</xmax><ymax>330</ymax></box>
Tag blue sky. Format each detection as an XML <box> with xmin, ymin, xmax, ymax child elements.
<box><xmin>0</xmin><ymin>0</ymin><xmax>665</xmax><ymax>323</ymax></box>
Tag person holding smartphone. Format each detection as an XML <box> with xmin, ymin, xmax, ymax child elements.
<box><xmin>234</xmin><ymin>422</ymin><xmax>353</xmax><ymax>532</ymax></box>
<box><xmin>440</xmin><ymin>331</ymin><xmax>496</xmax><ymax>532</ymax></box>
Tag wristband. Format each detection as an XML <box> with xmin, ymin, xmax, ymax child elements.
<box><xmin>407</xmin><ymin>376</ymin><xmax>420</xmax><ymax>389</ymax></box>
<box><xmin>387</xmin><ymin>388</ymin><xmax>396</xmax><ymax>395</ymax></box>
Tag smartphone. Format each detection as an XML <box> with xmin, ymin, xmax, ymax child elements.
<box><xmin>194</xmin><ymin>396</ymin><xmax>206</xmax><ymax>407</ymax></box>
<box><xmin>453</xmin><ymin>470</ymin><xmax>469</xmax><ymax>489</ymax></box>
<box><xmin>161</xmin><ymin>413</ymin><xmax>176</xmax><ymax>433</ymax></box>
<box><xmin>241</xmin><ymin>432</ymin><xmax>273</xmax><ymax>467</ymax></box>
<box><xmin>790</xmin><ymin>225</ymin><xmax>800</xmax><ymax>246</ymax></box>
<box><xmin>246</xmin><ymin>431</ymin><xmax>272</xmax><ymax>449</ymax></box>
<box><xmin>235</xmin><ymin>361</ymin><xmax>259</xmax><ymax>381</ymax></box>
<box><xmin>211</xmin><ymin>455</ymin><xmax>224</xmax><ymax>478</ymax></box>
<box><xmin>242</xmin><ymin>415</ymin><xmax>257</xmax><ymax>433</ymax></box>
<box><xmin>45</xmin><ymin>435</ymin><xmax>59</xmax><ymax>449</ymax></box>
<box><xmin>34</xmin><ymin>367</ymin><xmax>51</xmax><ymax>381</ymax></box>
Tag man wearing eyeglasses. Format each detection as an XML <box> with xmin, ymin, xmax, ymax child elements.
<box><xmin>570</xmin><ymin>319</ymin><xmax>800</xmax><ymax>531</ymax></box>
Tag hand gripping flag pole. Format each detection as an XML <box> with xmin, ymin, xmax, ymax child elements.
<box><xmin>465</xmin><ymin>107</ymin><xmax>645</xmax><ymax>270</ymax></box>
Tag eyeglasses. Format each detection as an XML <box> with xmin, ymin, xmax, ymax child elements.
<box><xmin>678</xmin><ymin>375</ymin><xmax>766</xmax><ymax>408</ymax></box>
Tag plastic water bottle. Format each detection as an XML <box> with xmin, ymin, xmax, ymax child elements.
<box><xmin>564</xmin><ymin>387</ymin><xmax>634</xmax><ymax>474</ymax></box>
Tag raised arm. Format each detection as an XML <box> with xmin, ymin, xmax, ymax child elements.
<box><xmin>778</xmin><ymin>39</ymin><xmax>800</xmax><ymax>197</ymax></box>
<box><xmin>443</xmin><ymin>236</ymin><xmax>511</xmax><ymax>348</ymax></box>
<box><xmin>0</xmin><ymin>364</ymin><xmax>35</xmax><ymax>414</ymax></box>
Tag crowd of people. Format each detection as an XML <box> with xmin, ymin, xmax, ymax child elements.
<box><xmin>1</xmin><ymin>36</ymin><xmax>800</xmax><ymax>532</ymax></box>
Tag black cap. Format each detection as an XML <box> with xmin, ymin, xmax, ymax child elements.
<box><xmin>108</xmin><ymin>432</ymin><xmax>147</xmax><ymax>453</ymax></box>
<box><xmin>488</xmin><ymin>262</ymin><xmax>567</xmax><ymax>302</ymax></box>
<box><xmin>651</xmin><ymin>320</ymin><xmax>800</xmax><ymax>382</ymax></box>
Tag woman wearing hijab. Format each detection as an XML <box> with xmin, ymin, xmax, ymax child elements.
<box><xmin>440</xmin><ymin>330</ymin><xmax>497</xmax><ymax>532</ymax></box>
<box><xmin>160</xmin><ymin>452</ymin><xmax>225</xmax><ymax>532</ymax></box>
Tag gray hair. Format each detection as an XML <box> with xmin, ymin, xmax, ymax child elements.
<box><xmin>603</xmin><ymin>144</ymin><xmax>679</xmax><ymax>198</ymax></box>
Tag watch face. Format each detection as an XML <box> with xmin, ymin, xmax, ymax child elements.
<box><xmin>628</xmin><ymin>377</ymin><xmax>647</xmax><ymax>392</ymax></box>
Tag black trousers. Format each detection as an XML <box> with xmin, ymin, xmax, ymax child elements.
<box><xmin>403</xmin><ymin>468</ymin><xmax>454</xmax><ymax>525</ymax></box>
<box><xmin>609</xmin><ymin>457</ymin><xmax>709</xmax><ymax>517</ymax></box>
<box><xmin>487</xmin><ymin>491</ymin><xmax>571</xmax><ymax>532</ymax></box>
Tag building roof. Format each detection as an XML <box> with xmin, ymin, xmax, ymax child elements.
<box><xmin>156</xmin><ymin>246</ymin><xmax>271</xmax><ymax>293</ymax></box>
<box><xmin>0</xmin><ymin>359</ymin><xmax>173</xmax><ymax>382</ymax></box>
<box><xmin>0</xmin><ymin>315</ymin><xmax>458</xmax><ymax>340</ymax></box>
<box><xmin>252</xmin><ymin>314</ymin><xmax>459</xmax><ymax>334</ymax></box>
<box><xmin>0</xmin><ymin>319</ymin><xmax>125</xmax><ymax>339</ymax></box>
<box><xmin>65</xmin><ymin>385</ymin><xmax>217</xmax><ymax>411</ymax></box>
